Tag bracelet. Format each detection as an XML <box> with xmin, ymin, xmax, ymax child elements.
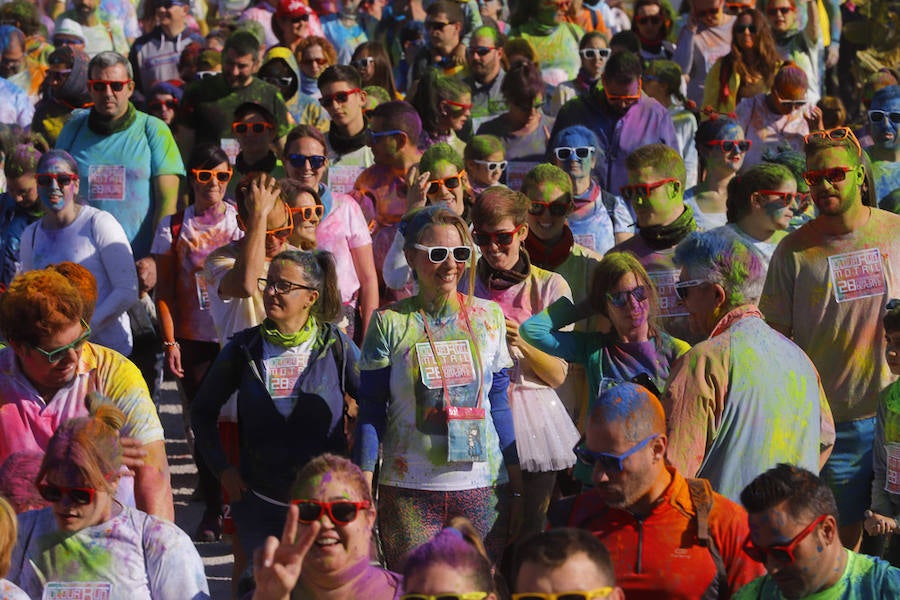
<box><xmin>162</xmin><ymin>340</ymin><xmax>179</xmax><ymax>349</ymax></box>
<box><xmin>511</xmin><ymin>491</ymin><xmax>523</xmax><ymax>498</ymax></box>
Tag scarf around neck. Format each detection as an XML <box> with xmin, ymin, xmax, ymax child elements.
<box><xmin>88</xmin><ymin>102</ymin><xmax>137</xmax><ymax>135</ymax></box>
<box><xmin>260</xmin><ymin>316</ymin><xmax>318</xmax><ymax>347</ymax></box>
<box><xmin>638</xmin><ymin>204</ymin><xmax>697</xmax><ymax>250</ymax></box>
<box><xmin>523</xmin><ymin>225</ymin><xmax>575</xmax><ymax>270</ymax></box>
<box><xmin>476</xmin><ymin>251</ymin><xmax>530</xmax><ymax>291</ymax></box>
<box><xmin>328</xmin><ymin>119</ymin><xmax>368</xmax><ymax>156</ymax></box>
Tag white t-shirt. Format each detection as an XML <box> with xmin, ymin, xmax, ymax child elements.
<box><xmin>316</xmin><ymin>192</ymin><xmax>373</xmax><ymax>304</ymax></box>
<box><xmin>262</xmin><ymin>337</ymin><xmax>317</xmax><ymax>418</ymax></box>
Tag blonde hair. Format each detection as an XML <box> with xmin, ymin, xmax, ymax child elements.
<box><xmin>0</xmin><ymin>496</ymin><xmax>15</xmax><ymax>577</ymax></box>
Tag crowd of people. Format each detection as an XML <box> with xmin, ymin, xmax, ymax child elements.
<box><xmin>0</xmin><ymin>0</ymin><xmax>899</xmax><ymax>597</ymax></box>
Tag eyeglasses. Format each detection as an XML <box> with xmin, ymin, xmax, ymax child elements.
<box><xmin>754</xmin><ymin>190</ymin><xmax>804</xmax><ymax>209</ymax></box>
<box><xmin>426</xmin><ymin>171</ymin><xmax>466</xmax><ymax>195</ymax></box>
<box><xmin>573</xmin><ymin>434</ymin><xmax>659</xmax><ymax>473</ymax></box>
<box><xmin>607</xmin><ymin>285</ymin><xmax>648</xmax><ymax>308</ymax></box>
<box><xmin>674</xmin><ymin>279</ymin><xmax>709</xmax><ymax>299</ymax></box>
<box><xmin>351</xmin><ymin>57</ymin><xmax>375</xmax><ymax>70</ymax></box>
<box><xmin>619</xmin><ymin>178</ymin><xmax>678</xmax><ymax>202</ymax></box>
<box><xmin>320</xmin><ymin>88</ymin><xmax>362</xmax><ymax>107</ymax></box>
<box><xmin>257</xmin><ymin>278</ymin><xmax>317</xmax><ymax>294</ymax></box>
<box><xmin>468</xmin><ymin>46</ymin><xmax>496</xmax><ymax>56</ymax></box>
<box><xmin>88</xmin><ymin>79</ymin><xmax>131</xmax><ymax>92</ymax></box>
<box><xmin>233</xmin><ymin>121</ymin><xmax>274</xmax><ymax>134</ymax></box>
<box><xmin>802</xmin><ymin>166</ymin><xmax>854</xmax><ymax>186</ymax></box>
<box><xmin>743</xmin><ymin>514</ymin><xmax>828</xmax><ymax>564</ymax></box>
<box><xmin>262</xmin><ymin>75</ymin><xmax>294</xmax><ymax>87</ymax></box>
<box><xmin>472</xmin><ymin>159</ymin><xmax>507</xmax><ymax>172</ymax></box>
<box><xmin>287</xmin><ymin>153</ymin><xmax>327</xmax><ymax>169</ymax></box>
<box><xmin>293</xmin><ymin>499</ymin><xmax>371</xmax><ymax>525</ymax></box>
<box><xmin>705</xmin><ymin>139</ymin><xmax>752</xmax><ymax>153</ymax></box>
<box><xmin>443</xmin><ymin>99</ymin><xmax>473</xmax><ymax>113</ymax></box>
<box><xmin>473</xmin><ymin>223</ymin><xmax>525</xmax><ymax>247</ymax></box>
<box><xmin>402</xmin><ymin>594</ymin><xmax>488</xmax><ymax>600</ymax></box>
<box><xmin>512</xmin><ymin>589</ymin><xmax>615</xmax><ymax>600</ymax></box>
<box><xmin>367</xmin><ymin>129</ymin><xmax>404</xmax><ymax>143</ymax></box>
<box><xmin>37</xmin><ymin>172</ymin><xmax>79</xmax><ymax>187</ymax></box>
<box><xmin>579</xmin><ymin>48</ymin><xmax>611</xmax><ymax>60</ymax></box>
<box><xmin>402</xmin><ymin>594</ymin><xmax>489</xmax><ymax>600</ymax></box>
<box><xmin>426</xmin><ymin>20</ymin><xmax>453</xmax><ymax>31</ymax></box>
<box><xmin>734</xmin><ymin>23</ymin><xmax>756</xmax><ymax>34</ymax></box>
<box><xmin>30</xmin><ymin>321</ymin><xmax>91</xmax><ymax>363</ymax></box>
<box><xmin>191</xmin><ymin>168</ymin><xmax>232</xmax><ymax>183</ymax></box>
<box><xmin>554</xmin><ymin>146</ymin><xmax>595</xmax><ymax>161</ymax></box>
<box><xmin>869</xmin><ymin>110</ymin><xmax>900</xmax><ymax>125</ymax></box>
<box><xmin>38</xmin><ymin>483</ymin><xmax>97</xmax><ymax>505</ymax></box>
<box><xmin>149</xmin><ymin>98</ymin><xmax>178</xmax><ymax>110</ymax></box>
<box><xmin>529</xmin><ymin>198</ymin><xmax>571</xmax><ymax>217</ymax></box>
<box><xmin>635</xmin><ymin>15</ymin><xmax>662</xmax><ymax>25</ymax></box>
<box><xmin>291</xmin><ymin>205</ymin><xmax>324</xmax><ymax>221</ymax></box>
<box><xmin>766</xmin><ymin>5</ymin><xmax>794</xmax><ymax>15</ymax></box>
<box><xmin>804</xmin><ymin>127</ymin><xmax>862</xmax><ymax>157</ymax></box>
<box><xmin>604</xmin><ymin>79</ymin><xmax>642</xmax><ymax>103</ymax></box>
<box><xmin>412</xmin><ymin>244</ymin><xmax>472</xmax><ymax>263</ymax></box>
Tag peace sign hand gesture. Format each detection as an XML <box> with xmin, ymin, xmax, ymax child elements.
<box><xmin>252</xmin><ymin>504</ymin><xmax>321</xmax><ymax>600</ymax></box>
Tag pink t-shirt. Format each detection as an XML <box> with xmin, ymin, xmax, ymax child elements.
<box><xmin>316</xmin><ymin>192</ymin><xmax>372</xmax><ymax>304</ymax></box>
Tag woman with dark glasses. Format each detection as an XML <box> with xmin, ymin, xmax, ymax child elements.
<box><xmin>356</xmin><ymin>204</ymin><xmax>521</xmax><ymax>569</ymax></box>
<box><xmin>283</xmin><ymin>125</ymin><xmax>379</xmax><ymax>341</ymax></box>
<box><xmin>8</xmin><ymin>404</ymin><xmax>208</xmax><ymax>598</ymax></box>
<box><xmin>193</xmin><ymin>249</ymin><xmax>359</xmax><ymax>584</ymax></box>
<box><xmin>250</xmin><ymin>454</ymin><xmax>401</xmax><ymax>600</ymax></box>
<box><xmin>631</xmin><ymin>0</ymin><xmax>675</xmax><ymax>62</ymax></box>
<box><xmin>467</xmin><ymin>187</ymin><xmax>580</xmax><ymax>540</ymax></box>
<box><xmin>19</xmin><ymin>149</ymin><xmax>137</xmax><ymax>357</ymax></box>
<box><xmin>684</xmin><ymin>116</ymin><xmax>749</xmax><ymax>231</ymax></box>
<box><xmin>351</xmin><ymin>42</ymin><xmax>400</xmax><ymax>101</ymax></box>
<box><xmin>548</xmin><ymin>32</ymin><xmax>610</xmax><ymax>117</ymax></box>
<box><xmin>151</xmin><ymin>144</ymin><xmax>242</xmax><ymax>542</ymax></box>
<box><xmin>409</xmin><ymin>68</ymin><xmax>472</xmax><ymax>157</ymax></box>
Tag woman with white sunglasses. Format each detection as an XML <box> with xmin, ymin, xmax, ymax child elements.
<box><xmin>548</xmin><ymin>32</ymin><xmax>610</xmax><ymax>117</ymax></box>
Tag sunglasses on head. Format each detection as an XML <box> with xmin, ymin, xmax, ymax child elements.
<box><xmin>88</xmin><ymin>79</ymin><xmax>131</xmax><ymax>92</ymax></box>
<box><xmin>413</xmin><ymin>243</ymin><xmax>472</xmax><ymax>263</ymax></box>
<box><xmin>743</xmin><ymin>514</ymin><xmax>828</xmax><ymax>564</ymax></box>
<box><xmin>287</xmin><ymin>153</ymin><xmax>327</xmax><ymax>169</ymax></box>
<box><xmin>511</xmin><ymin>590</ymin><xmax>615</xmax><ymax>600</ymax></box>
<box><xmin>351</xmin><ymin>57</ymin><xmax>375</xmax><ymax>70</ymax></box>
<box><xmin>294</xmin><ymin>499</ymin><xmax>370</xmax><ymax>525</ymax></box>
<box><xmin>705</xmin><ymin>139</ymin><xmax>752</xmax><ymax>152</ymax></box>
<box><xmin>473</xmin><ymin>223</ymin><xmax>525</xmax><ymax>247</ymax></box>
<box><xmin>262</xmin><ymin>75</ymin><xmax>294</xmax><ymax>87</ymax></box>
<box><xmin>292</xmin><ymin>205</ymin><xmax>324</xmax><ymax>221</ymax></box>
<box><xmin>233</xmin><ymin>121</ymin><xmax>273</xmax><ymax>134</ymax></box>
<box><xmin>579</xmin><ymin>47</ymin><xmax>611</xmax><ymax>60</ymax></box>
<box><xmin>426</xmin><ymin>172</ymin><xmax>466</xmax><ymax>195</ymax></box>
<box><xmin>803</xmin><ymin>166</ymin><xmax>854</xmax><ymax>186</ymax></box>
<box><xmin>320</xmin><ymin>88</ymin><xmax>361</xmax><ymax>108</ymax></box>
<box><xmin>636</xmin><ymin>14</ymin><xmax>662</xmax><ymax>25</ymax></box>
<box><xmin>30</xmin><ymin>321</ymin><xmax>91</xmax><ymax>363</ymax></box>
<box><xmin>766</xmin><ymin>5</ymin><xmax>794</xmax><ymax>15</ymax></box>
<box><xmin>619</xmin><ymin>178</ymin><xmax>678</xmax><ymax>202</ymax></box>
<box><xmin>192</xmin><ymin>168</ymin><xmax>232</xmax><ymax>183</ymax></box>
<box><xmin>869</xmin><ymin>109</ymin><xmax>900</xmax><ymax>124</ymax></box>
<box><xmin>149</xmin><ymin>98</ymin><xmax>178</xmax><ymax>110</ymax></box>
<box><xmin>573</xmin><ymin>434</ymin><xmax>659</xmax><ymax>473</ymax></box>
<box><xmin>472</xmin><ymin>159</ymin><xmax>507</xmax><ymax>172</ymax></box>
<box><xmin>554</xmin><ymin>146</ymin><xmax>595</xmax><ymax>161</ymax></box>
<box><xmin>528</xmin><ymin>198</ymin><xmax>571</xmax><ymax>217</ymax></box>
<box><xmin>258</xmin><ymin>277</ymin><xmax>317</xmax><ymax>294</ymax></box>
<box><xmin>402</xmin><ymin>594</ymin><xmax>488</xmax><ymax>600</ymax></box>
<box><xmin>804</xmin><ymin>126</ymin><xmax>862</xmax><ymax>157</ymax></box>
<box><xmin>734</xmin><ymin>23</ymin><xmax>756</xmax><ymax>34</ymax></box>
<box><xmin>468</xmin><ymin>46</ymin><xmax>496</xmax><ymax>56</ymax></box>
<box><xmin>38</xmin><ymin>483</ymin><xmax>97</xmax><ymax>505</ymax></box>
<box><xmin>607</xmin><ymin>285</ymin><xmax>648</xmax><ymax>308</ymax></box>
<box><xmin>36</xmin><ymin>172</ymin><xmax>79</xmax><ymax>187</ymax></box>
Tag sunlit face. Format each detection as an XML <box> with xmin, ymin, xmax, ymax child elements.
<box><xmin>294</xmin><ymin>472</ymin><xmax>375</xmax><ymax>582</ymax></box>
<box><xmin>285</xmin><ymin>136</ymin><xmax>328</xmax><ymax>188</ymax></box>
<box><xmin>88</xmin><ymin>63</ymin><xmax>134</xmax><ymax>119</ymax></box>
<box><xmin>869</xmin><ymin>93</ymin><xmax>900</xmax><ymax>150</ymax></box>
<box><xmin>41</xmin><ymin>462</ymin><xmax>114</xmax><ymax>533</ymax></box>
<box><xmin>263</xmin><ymin>259</ymin><xmax>319</xmax><ymax>323</ymax></box>
<box><xmin>466</xmin><ymin>151</ymin><xmax>505</xmax><ymax>187</ymax></box>
<box><xmin>525</xmin><ymin>182</ymin><xmax>570</xmax><ymax>242</ymax></box>
<box><xmin>7</xmin><ymin>173</ymin><xmax>39</xmax><ymax>211</ymax></box>
<box><xmin>806</xmin><ymin>146</ymin><xmax>862</xmax><ymax>217</ymax></box>
<box><xmin>367</xmin><ymin>116</ymin><xmax>405</xmax><ymax>166</ymax></box>
<box><xmin>288</xmin><ymin>191</ymin><xmax>321</xmax><ymax>249</ymax></box>
<box><xmin>753</xmin><ymin>178</ymin><xmax>797</xmax><ymax>231</ymax></box>
<box><xmin>320</xmin><ymin>81</ymin><xmax>365</xmax><ymax>128</ymax></box>
<box><xmin>766</xmin><ymin>0</ymin><xmax>796</xmax><ymax>34</ymax></box>
<box><xmin>476</xmin><ymin>216</ymin><xmax>526</xmax><ymax>272</ymax></box>
<box><xmin>552</xmin><ymin>141</ymin><xmax>596</xmax><ymax>185</ymax></box>
<box><xmin>515</xmin><ymin>554</ymin><xmax>620</xmax><ymax>598</ymax></box>
<box><xmin>37</xmin><ymin>158</ymin><xmax>80</xmax><ymax>213</ymax></box>
<box><xmin>300</xmin><ymin>45</ymin><xmax>329</xmax><ymax>78</ymax></box>
<box><xmin>276</xmin><ymin>12</ymin><xmax>310</xmax><ymax>44</ymax></box>
<box><xmin>605</xmin><ymin>271</ymin><xmax>650</xmax><ymax>342</ymax></box>
<box><xmin>11</xmin><ymin>318</ymin><xmax>86</xmax><ymax>396</ymax></box>
<box><xmin>190</xmin><ymin>160</ymin><xmax>230</xmax><ymax>206</ymax></box>
<box><xmin>635</xmin><ymin>4</ymin><xmax>665</xmax><ymax>41</ymax></box>
<box><xmin>426</xmin><ymin>11</ymin><xmax>461</xmax><ymax>54</ymax></box>
<box><xmin>677</xmin><ymin>267</ymin><xmax>721</xmax><ymax>337</ymax></box>
<box><xmin>425</xmin><ymin>161</ymin><xmax>466</xmax><ymax>215</ymax></box>
<box><xmin>441</xmin><ymin>92</ymin><xmax>472</xmax><ymax>132</ymax></box>
<box><xmin>703</xmin><ymin>122</ymin><xmax>748</xmax><ymax>173</ymax></box>
<box><xmin>404</xmin><ymin>563</ymin><xmax>495</xmax><ymax>598</ymax></box>
<box><xmin>265</xmin><ymin>203</ymin><xmax>292</xmax><ymax>258</ymax></box>
<box><xmin>587</xmin><ymin>415</ymin><xmax>662</xmax><ymax>510</ymax></box>
<box><xmin>223</xmin><ymin>49</ymin><xmax>258</xmax><ymax>89</ymax></box>
<box><xmin>468</xmin><ymin>33</ymin><xmax>502</xmax><ymax>82</ymax></box>
<box><xmin>627</xmin><ymin>166</ymin><xmax>682</xmax><ymax>228</ymax></box>
<box><xmin>735</xmin><ymin>13</ymin><xmax>756</xmax><ymax>50</ymax></box>
<box><xmin>580</xmin><ymin>36</ymin><xmax>609</xmax><ymax>80</ymax></box>
<box><xmin>406</xmin><ymin>224</ymin><xmax>468</xmax><ymax>300</ymax></box>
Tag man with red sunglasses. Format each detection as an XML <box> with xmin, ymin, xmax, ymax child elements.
<box><xmin>673</xmin><ymin>0</ymin><xmax>735</xmax><ymax>107</ymax></box>
<box><xmin>736</xmin><ymin>464</ymin><xmax>900</xmax><ymax>599</ymax></box>
<box><xmin>761</xmin><ymin>129</ymin><xmax>900</xmax><ymax>552</ymax></box>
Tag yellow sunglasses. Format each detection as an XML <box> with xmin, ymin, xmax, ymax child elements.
<box><xmin>512</xmin><ymin>588</ymin><xmax>614</xmax><ymax>600</ymax></box>
<box><xmin>401</xmin><ymin>594</ymin><xmax>488</xmax><ymax>600</ymax></box>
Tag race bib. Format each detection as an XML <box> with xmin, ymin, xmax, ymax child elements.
<box><xmin>195</xmin><ymin>272</ymin><xmax>210</xmax><ymax>311</ymax></box>
<box><xmin>828</xmin><ymin>248</ymin><xmax>887</xmax><ymax>303</ymax></box>
<box><xmin>265</xmin><ymin>351</ymin><xmax>311</xmax><ymax>399</ymax></box>
<box><xmin>648</xmin><ymin>270</ymin><xmax>689</xmax><ymax>318</ymax></box>
<box><xmin>328</xmin><ymin>165</ymin><xmax>365</xmax><ymax>195</ymax></box>
<box><xmin>88</xmin><ymin>165</ymin><xmax>125</xmax><ymax>202</ymax></box>
<box><xmin>43</xmin><ymin>581</ymin><xmax>112</xmax><ymax>600</ymax></box>
<box><xmin>416</xmin><ymin>340</ymin><xmax>476</xmax><ymax>390</ymax></box>
<box><xmin>573</xmin><ymin>233</ymin><xmax>595</xmax><ymax>251</ymax></box>
<box><xmin>886</xmin><ymin>443</ymin><xmax>900</xmax><ymax>494</ymax></box>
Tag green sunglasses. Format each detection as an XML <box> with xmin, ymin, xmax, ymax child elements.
<box><xmin>31</xmin><ymin>320</ymin><xmax>91</xmax><ymax>363</ymax></box>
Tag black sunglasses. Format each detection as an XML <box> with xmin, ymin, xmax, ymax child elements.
<box><xmin>88</xmin><ymin>79</ymin><xmax>130</xmax><ymax>92</ymax></box>
<box><xmin>294</xmin><ymin>499</ymin><xmax>371</xmax><ymax>525</ymax></box>
<box><xmin>528</xmin><ymin>199</ymin><xmax>571</xmax><ymax>217</ymax></box>
<box><xmin>38</xmin><ymin>483</ymin><xmax>97</xmax><ymax>505</ymax></box>
<box><xmin>287</xmin><ymin>153</ymin><xmax>327</xmax><ymax>169</ymax></box>
<box><xmin>468</xmin><ymin>46</ymin><xmax>495</xmax><ymax>56</ymax></box>
<box><xmin>607</xmin><ymin>285</ymin><xmax>648</xmax><ymax>307</ymax></box>
<box><xmin>149</xmin><ymin>98</ymin><xmax>178</xmax><ymax>110</ymax></box>
<box><xmin>36</xmin><ymin>173</ymin><xmax>79</xmax><ymax>187</ymax></box>
<box><xmin>426</xmin><ymin>174</ymin><xmax>464</xmax><ymax>195</ymax></box>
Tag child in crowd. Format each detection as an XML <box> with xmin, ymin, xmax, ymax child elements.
<box><xmin>464</xmin><ymin>134</ymin><xmax>508</xmax><ymax>197</ymax></box>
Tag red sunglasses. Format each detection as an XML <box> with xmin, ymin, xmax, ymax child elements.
<box><xmin>472</xmin><ymin>222</ymin><xmax>526</xmax><ymax>247</ymax></box>
<box><xmin>802</xmin><ymin>166</ymin><xmax>854</xmax><ymax>187</ymax></box>
<box><xmin>292</xmin><ymin>499</ymin><xmax>371</xmax><ymax>525</ymax></box>
<box><xmin>620</xmin><ymin>177</ymin><xmax>678</xmax><ymax>201</ymax></box>
<box><xmin>743</xmin><ymin>514</ymin><xmax>828</xmax><ymax>564</ymax></box>
<box><xmin>38</xmin><ymin>483</ymin><xmax>97</xmax><ymax>505</ymax></box>
<box><xmin>754</xmin><ymin>190</ymin><xmax>803</xmax><ymax>208</ymax></box>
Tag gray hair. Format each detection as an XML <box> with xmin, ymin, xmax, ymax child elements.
<box><xmin>674</xmin><ymin>229</ymin><xmax>766</xmax><ymax>310</ymax></box>
<box><xmin>88</xmin><ymin>51</ymin><xmax>133</xmax><ymax>80</ymax></box>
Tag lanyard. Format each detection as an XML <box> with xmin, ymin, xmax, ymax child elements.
<box><xmin>419</xmin><ymin>294</ymin><xmax>483</xmax><ymax>410</ymax></box>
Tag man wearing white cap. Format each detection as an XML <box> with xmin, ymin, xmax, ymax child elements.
<box><xmin>54</xmin><ymin>0</ymin><xmax>128</xmax><ymax>58</ymax></box>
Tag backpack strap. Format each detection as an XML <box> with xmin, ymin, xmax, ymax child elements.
<box><xmin>687</xmin><ymin>478</ymin><xmax>729</xmax><ymax>599</ymax></box>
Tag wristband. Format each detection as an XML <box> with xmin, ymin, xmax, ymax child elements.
<box><xmin>162</xmin><ymin>340</ymin><xmax>179</xmax><ymax>349</ymax></box>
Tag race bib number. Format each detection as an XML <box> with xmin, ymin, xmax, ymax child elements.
<box><xmin>328</xmin><ymin>165</ymin><xmax>365</xmax><ymax>195</ymax></box>
<box><xmin>886</xmin><ymin>443</ymin><xmax>900</xmax><ymax>494</ymax></box>
<box><xmin>195</xmin><ymin>272</ymin><xmax>210</xmax><ymax>311</ymax></box>
<box><xmin>88</xmin><ymin>165</ymin><xmax>125</xmax><ymax>202</ymax></box>
<box><xmin>265</xmin><ymin>352</ymin><xmax>311</xmax><ymax>398</ymax></box>
<box><xmin>43</xmin><ymin>582</ymin><xmax>112</xmax><ymax>600</ymax></box>
<box><xmin>573</xmin><ymin>233</ymin><xmax>596</xmax><ymax>252</ymax></box>
<box><xmin>828</xmin><ymin>248</ymin><xmax>886</xmax><ymax>303</ymax></box>
<box><xmin>416</xmin><ymin>340</ymin><xmax>476</xmax><ymax>389</ymax></box>
<box><xmin>220</xmin><ymin>138</ymin><xmax>241</xmax><ymax>165</ymax></box>
<box><xmin>648</xmin><ymin>270</ymin><xmax>689</xmax><ymax>318</ymax></box>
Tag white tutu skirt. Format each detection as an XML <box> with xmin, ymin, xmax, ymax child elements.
<box><xmin>511</xmin><ymin>384</ymin><xmax>581</xmax><ymax>473</ymax></box>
